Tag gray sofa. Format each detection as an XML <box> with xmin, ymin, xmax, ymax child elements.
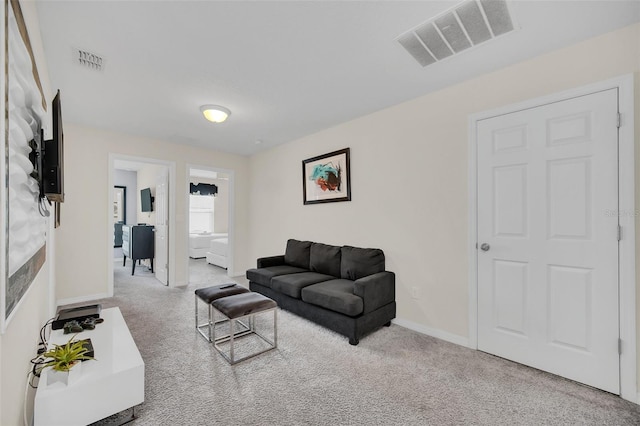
<box><xmin>246</xmin><ymin>239</ymin><xmax>396</xmax><ymax>345</ymax></box>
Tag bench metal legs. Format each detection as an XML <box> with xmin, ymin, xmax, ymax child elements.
<box><xmin>212</xmin><ymin>307</ymin><xmax>278</xmax><ymax>365</ymax></box>
<box><xmin>194</xmin><ymin>294</ymin><xmax>250</xmax><ymax>343</ymax></box>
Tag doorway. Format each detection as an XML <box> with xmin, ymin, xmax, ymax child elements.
<box><xmin>108</xmin><ymin>155</ymin><xmax>176</xmax><ymax>294</ymax></box>
<box><xmin>187</xmin><ymin>165</ymin><xmax>235</xmax><ymax>286</ymax></box>
<box><xmin>468</xmin><ymin>75</ymin><xmax>636</xmax><ymax>401</ymax></box>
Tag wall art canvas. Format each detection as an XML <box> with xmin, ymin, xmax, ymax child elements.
<box><xmin>302</xmin><ymin>148</ymin><xmax>351</xmax><ymax>205</ymax></box>
<box><xmin>1</xmin><ymin>0</ymin><xmax>47</xmax><ymax>332</ymax></box>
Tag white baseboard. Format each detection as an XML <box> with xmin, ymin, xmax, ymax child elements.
<box><xmin>57</xmin><ymin>292</ymin><xmax>110</xmax><ymax>307</ymax></box>
<box><xmin>393</xmin><ymin>318</ymin><xmax>470</xmax><ymax>348</ymax></box>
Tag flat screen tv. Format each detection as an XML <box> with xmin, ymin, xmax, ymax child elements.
<box><xmin>140</xmin><ymin>188</ymin><xmax>153</xmax><ymax>212</ymax></box>
<box><xmin>43</xmin><ymin>90</ymin><xmax>64</xmax><ymax>202</ymax></box>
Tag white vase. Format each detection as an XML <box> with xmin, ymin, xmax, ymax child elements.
<box><xmin>46</xmin><ymin>361</ymin><xmax>82</xmax><ymax>387</ymax></box>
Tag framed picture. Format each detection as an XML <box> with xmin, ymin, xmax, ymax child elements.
<box><xmin>302</xmin><ymin>148</ymin><xmax>351</xmax><ymax>205</ymax></box>
<box><xmin>2</xmin><ymin>0</ymin><xmax>48</xmax><ymax>333</ymax></box>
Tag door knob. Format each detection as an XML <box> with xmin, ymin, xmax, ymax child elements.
<box><xmin>480</xmin><ymin>243</ymin><xmax>490</xmax><ymax>251</ymax></box>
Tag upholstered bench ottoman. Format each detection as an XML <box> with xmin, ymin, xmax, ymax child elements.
<box><xmin>195</xmin><ymin>283</ymin><xmax>249</xmax><ymax>342</ymax></box>
<box><xmin>211</xmin><ymin>292</ymin><xmax>278</xmax><ymax>364</ymax></box>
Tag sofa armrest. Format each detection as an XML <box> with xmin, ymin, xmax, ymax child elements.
<box><xmin>353</xmin><ymin>271</ymin><xmax>395</xmax><ymax>314</ymax></box>
<box><xmin>257</xmin><ymin>255</ymin><xmax>285</xmax><ymax>268</ymax></box>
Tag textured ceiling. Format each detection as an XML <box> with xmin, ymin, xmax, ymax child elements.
<box><xmin>36</xmin><ymin>1</ymin><xmax>640</xmax><ymax>156</ymax></box>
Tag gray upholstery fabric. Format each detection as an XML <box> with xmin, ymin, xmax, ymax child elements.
<box><xmin>246</xmin><ymin>265</ymin><xmax>307</xmax><ymax>288</ymax></box>
<box><xmin>248</xmin><ymin>240</ymin><xmax>396</xmax><ymax>344</ymax></box>
<box><xmin>353</xmin><ymin>272</ymin><xmax>396</xmax><ymax>314</ymax></box>
<box><xmin>212</xmin><ymin>292</ymin><xmax>277</xmax><ymax>319</ymax></box>
<box><xmin>195</xmin><ymin>284</ymin><xmax>249</xmax><ymax>304</ymax></box>
<box><xmin>252</xmin><ymin>281</ymin><xmax>396</xmax><ymax>345</ymax></box>
<box><xmin>271</xmin><ymin>272</ymin><xmax>335</xmax><ymax>299</ymax></box>
<box><xmin>284</xmin><ymin>239</ymin><xmax>312</xmax><ymax>269</ymax></box>
<box><xmin>301</xmin><ymin>279</ymin><xmax>363</xmax><ymax>317</ymax></box>
<box><xmin>340</xmin><ymin>246</ymin><xmax>385</xmax><ymax>281</ymax></box>
<box><xmin>309</xmin><ymin>243</ymin><xmax>341</xmax><ymax>277</ymax></box>
<box><xmin>257</xmin><ymin>255</ymin><xmax>285</xmax><ymax>268</ymax></box>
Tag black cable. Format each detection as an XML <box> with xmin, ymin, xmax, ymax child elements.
<box><xmin>39</xmin><ymin>317</ymin><xmax>55</xmax><ymax>351</ymax></box>
<box><xmin>29</xmin><ymin>357</ymin><xmax>45</xmax><ymax>380</ymax></box>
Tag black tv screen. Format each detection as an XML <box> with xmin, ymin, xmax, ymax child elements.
<box><xmin>43</xmin><ymin>90</ymin><xmax>64</xmax><ymax>202</ymax></box>
<box><xmin>141</xmin><ymin>188</ymin><xmax>153</xmax><ymax>212</ymax></box>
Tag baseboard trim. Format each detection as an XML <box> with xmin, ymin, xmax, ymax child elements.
<box><xmin>393</xmin><ymin>318</ymin><xmax>470</xmax><ymax>348</ymax></box>
<box><xmin>57</xmin><ymin>292</ymin><xmax>110</xmax><ymax>307</ymax></box>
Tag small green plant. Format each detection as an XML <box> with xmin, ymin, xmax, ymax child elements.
<box><xmin>39</xmin><ymin>335</ymin><xmax>94</xmax><ymax>373</ymax></box>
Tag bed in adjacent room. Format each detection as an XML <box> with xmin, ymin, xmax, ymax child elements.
<box><xmin>189</xmin><ymin>233</ymin><xmax>227</xmax><ymax>258</ymax></box>
<box><xmin>206</xmin><ymin>238</ymin><xmax>228</xmax><ymax>269</ymax></box>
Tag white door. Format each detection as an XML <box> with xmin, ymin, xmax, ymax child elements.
<box><xmin>155</xmin><ymin>169</ymin><xmax>169</xmax><ymax>285</ymax></box>
<box><xmin>477</xmin><ymin>89</ymin><xmax>619</xmax><ymax>393</ymax></box>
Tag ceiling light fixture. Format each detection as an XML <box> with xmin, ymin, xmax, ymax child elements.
<box><xmin>200</xmin><ymin>105</ymin><xmax>231</xmax><ymax>123</ymax></box>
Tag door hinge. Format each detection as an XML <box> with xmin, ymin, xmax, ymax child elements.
<box><xmin>617</xmin><ymin>112</ymin><xmax>621</xmax><ymax>129</ymax></box>
<box><xmin>617</xmin><ymin>225</ymin><xmax>622</xmax><ymax>241</ymax></box>
<box><xmin>618</xmin><ymin>338</ymin><xmax>622</xmax><ymax>355</ymax></box>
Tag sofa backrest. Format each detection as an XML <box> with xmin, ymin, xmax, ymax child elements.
<box><xmin>340</xmin><ymin>246</ymin><xmax>385</xmax><ymax>280</ymax></box>
<box><xmin>284</xmin><ymin>239</ymin><xmax>312</xmax><ymax>269</ymax></box>
<box><xmin>310</xmin><ymin>242</ymin><xmax>341</xmax><ymax>277</ymax></box>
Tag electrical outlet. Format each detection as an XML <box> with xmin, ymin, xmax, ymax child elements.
<box><xmin>410</xmin><ymin>286</ymin><xmax>420</xmax><ymax>300</ymax></box>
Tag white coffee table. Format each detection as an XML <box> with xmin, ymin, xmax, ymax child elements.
<box><xmin>34</xmin><ymin>307</ymin><xmax>145</xmax><ymax>426</ymax></box>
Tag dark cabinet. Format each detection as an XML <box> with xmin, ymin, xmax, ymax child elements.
<box><xmin>122</xmin><ymin>225</ymin><xmax>154</xmax><ymax>275</ymax></box>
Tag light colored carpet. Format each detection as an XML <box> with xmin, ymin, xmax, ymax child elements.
<box><xmin>81</xmin><ymin>259</ymin><xmax>640</xmax><ymax>425</ymax></box>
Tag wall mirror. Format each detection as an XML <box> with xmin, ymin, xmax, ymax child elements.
<box><xmin>114</xmin><ymin>186</ymin><xmax>126</xmax><ymax>223</ymax></box>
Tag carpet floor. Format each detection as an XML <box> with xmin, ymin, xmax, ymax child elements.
<box><xmin>83</xmin><ymin>259</ymin><xmax>640</xmax><ymax>425</ymax></box>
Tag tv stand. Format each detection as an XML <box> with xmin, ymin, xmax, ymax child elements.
<box><xmin>34</xmin><ymin>307</ymin><xmax>144</xmax><ymax>425</ymax></box>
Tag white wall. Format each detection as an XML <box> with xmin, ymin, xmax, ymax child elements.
<box><xmin>0</xmin><ymin>1</ymin><xmax>55</xmax><ymax>424</ymax></box>
<box><xmin>114</xmin><ymin>169</ymin><xmax>137</xmax><ymax>225</ymax></box>
<box><xmin>247</xmin><ymin>24</ymin><xmax>640</xmax><ymax>384</ymax></box>
<box><xmin>136</xmin><ymin>163</ymin><xmax>164</xmax><ymax>225</ymax></box>
<box><xmin>56</xmin><ymin>125</ymin><xmax>250</xmax><ymax>300</ymax></box>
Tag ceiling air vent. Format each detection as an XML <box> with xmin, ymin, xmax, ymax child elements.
<box><xmin>75</xmin><ymin>48</ymin><xmax>104</xmax><ymax>71</ymax></box>
<box><xmin>397</xmin><ymin>0</ymin><xmax>516</xmax><ymax>68</ymax></box>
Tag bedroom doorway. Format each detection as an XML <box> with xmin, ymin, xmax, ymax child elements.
<box><xmin>187</xmin><ymin>165</ymin><xmax>235</xmax><ymax>286</ymax></box>
<box><xmin>109</xmin><ymin>155</ymin><xmax>176</xmax><ymax>295</ymax></box>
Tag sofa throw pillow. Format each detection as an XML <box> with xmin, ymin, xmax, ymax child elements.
<box><xmin>284</xmin><ymin>239</ymin><xmax>312</xmax><ymax>269</ymax></box>
<box><xmin>309</xmin><ymin>242</ymin><xmax>341</xmax><ymax>277</ymax></box>
<box><xmin>340</xmin><ymin>246</ymin><xmax>385</xmax><ymax>280</ymax></box>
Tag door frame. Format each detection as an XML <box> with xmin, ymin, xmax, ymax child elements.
<box><xmin>467</xmin><ymin>74</ymin><xmax>636</xmax><ymax>402</ymax></box>
<box><xmin>108</xmin><ymin>154</ymin><xmax>177</xmax><ymax>291</ymax></box>
<box><xmin>186</xmin><ymin>164</ymin><xmax>236</xmax><ymax>276</ymax></box>
<box><xmin>154</xmin><ymin>168</ymin><xmax>169</xmax><ymax>285</ymax></box>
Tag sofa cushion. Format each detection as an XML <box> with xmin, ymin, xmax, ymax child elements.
<box><xmin>340</xmin><ymin>246</ymin><xmax>385</xmax><ymax>281</ymax></box>
<box><xmin>246</xmin><ymin>265</ymin><xmax>307</xmax><ymax>288</ymax></box>
<box><xmin>284</xmin><ymin>239</ymin><xmax>312</xmax><ymax>269</ymax></box>
<box><xmin>271</xmin><ymin>272</ymin><xmax>335</xmax><ymax>299</ymax></box>
<box><xmin>309</xmin><ymin>242</ymin><xmax>341</xmax><ymax>277</ymax></box>
<box><xmin>301</xmin><ymin>279</ymin><xmax>363</xmax><ymax>317</ymax></box>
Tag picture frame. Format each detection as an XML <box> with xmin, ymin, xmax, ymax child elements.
<box><xmin>2</xmin><ymin>0</ymin><xmax>48</xmax><ymax>333</ymax></box>
<box><xmin>302</xmin><ymin>148</ymin><xmax>351</xmax><ymax>205</ymax></box>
